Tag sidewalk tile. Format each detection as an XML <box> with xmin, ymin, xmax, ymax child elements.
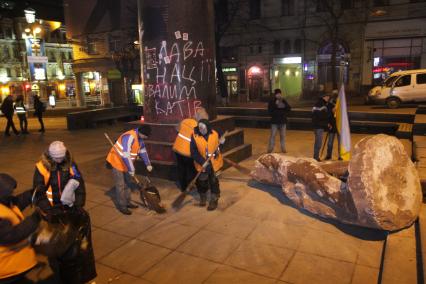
<box><xmin>247</xmin><ymin>220</ymin><xmax>307</xmax><ymax>250</ymax></box>
<box><xmin>356</xmin><ymin>240</ymin><xmax>384</xmax><ymax>268</ymax></box>
<box><xmin>143</xmin><ymin>251</ymin><xmax>219</xmax><ymax>284</ymax></box>
<box><xmin>225</xmin><ymin>240</ymin><xmax>294</xmax><ymax>278</ymax></box>
<box><xmin>205</xmin><ymin>266</ymin><xmax>276</xmax><ymax>284</ymax></box>
<box><xmin>106</xmin><ymin>273</ymin><xmax>152</xmax><ymax>284</ymax></box>
<box><xmin>89</xmin><ymin>204</ymin><xmax>122</xmax><ymax>227</ymax></box>
<box><xmin>177</xmin><ymin>230</ymin><xmax>242</xmax><ymax>262</ymax></box>
<box><xmin>138</xmin><ymin>221</ymin><xmax>199</xmax><ymax>249</ymax></box>
<box><xmin>351</xmin><ymin>265</ymin><xmax>379</xmax><ymax>284</ymax></box>
<box><xmin>90</xmin><ymin>263</ymin><xmax>122</xmax><ymax>284</ymax></box>
<box><xmin>281</xmin><ymin>252</ymin><xmax>354</xmax><ymax>284</ymax></box>
<box><xmin>298</xmin><ymin>229</ymin><xmax>360</xmax><ymax>263</ymax></box>
<box><xmin>100</xmin><ymin>240</ymin><xmax>171</xmax><ymax>276</ymax></box>
<box><xmin>166</xmin><ymin>206</ymin><xmax>220</xmax><ymax>228</ymax></box>
<box><xmin>103</xmin><ymin>214</ymin><xmax>162</xmax><ymax>238</ymax></box>
<box><xmin>204</xmin><ymin>212</ymin><xmax>259</xmax><ymax>239</ymax></box>
<box><xmin>92</xmin><ymin>229</ymin><xmax>130</xmax><ymax>260</ymax></box>
<box><xmin>225</xmin><ymin>200</ymin><xmax>273</xmax><ymax>220</ymax></box>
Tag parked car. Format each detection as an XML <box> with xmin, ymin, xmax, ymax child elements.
<box><xmin>366</xmin><ymin>69</ymin><xmax>426</xmax><ymax>108</ymax></box>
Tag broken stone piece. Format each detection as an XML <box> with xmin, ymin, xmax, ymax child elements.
<box><xmin>251</xmin><ymin>134</ymin><xmax>422</xmax><ymax>231</ymax></box>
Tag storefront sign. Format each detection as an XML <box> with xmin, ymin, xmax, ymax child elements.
<box><xmin>365</xmin><ymin>19</ymin><xmax>426</xmax><ymax>39</ymax></box>
<box><xmin>274</xmin><ymin>57</ymin><xmax>302</xmax><ymax>65</ymax></box>
<box><xmin>34</xmin><ymin>68</ymin><xmax>46</xmax><ymax>80</ymax></box>
<box><xmin>27</xmin><ymin>56</ymin><xmax>48</xmax><ymax>64</ymax></box>
<box><xmin>222</xmin><ymin>67</ymin><xmax>237</xmax><ymax>72</ymax></box>
<box><xmin>107</xmin><ymin>69</ymin><xmax>121</xmax><ymax>79</ymax></box>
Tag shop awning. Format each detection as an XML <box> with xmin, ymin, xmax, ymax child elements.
<box><xmin>72</xmin><ymin>58</ymin><xmax>116</xmax><ymax>73</ymax></box>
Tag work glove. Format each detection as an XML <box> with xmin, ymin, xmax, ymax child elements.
<box><xmin>146</xmin><ymin>165</ymin><xmax>153</xmax><ymax>172</ymax></box>
<box><xmin>129</xmin><ymin>171</ymin><xmax>135</xmax><ymax>177</ymax></box>
<box><xmin>219</xmin><ymin>136</ymin><xmax>226</xmax><ymax>145</ymax></box>
<box><xmin>60</xmin><ymin>179</ymin><xmax>80</xmax><ymax>207</ymax></box>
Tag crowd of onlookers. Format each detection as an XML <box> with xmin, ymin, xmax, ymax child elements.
<box><xmin>267</xmin><ymin>87</ymin><xmax>341</xmax><ymax>161</ymax></box>
<box><xmin>0</xmin><ymin>94</ymin><xmax>45</xmax><ymax>136</ymax></box>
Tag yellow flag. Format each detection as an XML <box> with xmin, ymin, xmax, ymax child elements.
<box><xmin>335</xmin><ymin>84</ymin><xmax>351</xmax><ymax>161</ymax></box>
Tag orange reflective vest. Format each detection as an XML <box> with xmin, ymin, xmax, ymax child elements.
<box><xmin>173</xmin><ymin>118</ymin><xmax>197</xmax><ymax>157</ymax></box>
<box><xmin>35</xmin><ymin>161</ymin><xmax>75</xmax><ymax>206</ymax></box>
<box><xmin>106</xmin><ymin>129</ymin><xmax>141</xmax><ymax>172</ymax></box>
<box><xmin>0</xmin><ymin>204</ymin><xmax>37</xmax><ymax>279</ymax></box>
<box><xmin>193</xmin><ymin>130</ymin><xmax>223</xmax><ymax>172</ymax></box>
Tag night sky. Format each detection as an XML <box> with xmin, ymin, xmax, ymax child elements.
<box><xmin>0</xmin><ymin>0</ymin><xmax>64</xmax><ymax>21</ymax></box>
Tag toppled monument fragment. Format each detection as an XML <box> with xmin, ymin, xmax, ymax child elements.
<box><xmin>251</xmin><ymin>134</ymin><xmax>422</xmax><ymax>231</ymax></box>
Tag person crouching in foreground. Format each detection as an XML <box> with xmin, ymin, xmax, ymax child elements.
<box><xmin>190</xmin><ymin>119</ymin><xmax>225</xmax><ymax>211</ymax></box>
<box><xmin>0</xmin><ymin>173</ymin><xmax>40</xmax><ymax>283</ymax></box>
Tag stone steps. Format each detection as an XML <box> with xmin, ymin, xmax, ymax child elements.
<box><xmin>381</xmin><ymin>225</ymin><xmax>418</xmax><ymax>284</ymax></box>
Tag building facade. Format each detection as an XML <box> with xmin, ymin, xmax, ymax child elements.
<box><xmin>0</xmin><ymin>6</ymin><xmax>74</xmax><ymax>105</ymax></box>
<box><xmin>220</xmin><ymin>0</ymin><xmax>426</xmax><ymax>101</ymax></box>
<box><xmin>64</xmin><ymin>0</ymin><xmax>142</xmax><ymax>107</ymax></box>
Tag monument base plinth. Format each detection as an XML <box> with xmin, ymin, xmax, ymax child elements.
<box><xmin>126</xmin><ymin>116</ymin><xmax>252</xmax><ymax>180</ymax></box>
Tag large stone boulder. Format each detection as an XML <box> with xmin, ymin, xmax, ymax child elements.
<box><xmin>251</xmin><ymin>134</ymin><xmax>422</xmax><ymax>231</ymax></box>
<box><xmin>348</xmin><ymin>134</ymin><xmax>422</xmax><ymax>230</ymax></box>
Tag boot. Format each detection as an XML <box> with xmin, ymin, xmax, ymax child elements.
<box><xmin>207</xmin><ymin>194</ymin><xmax>219</xmax><ymax>211</ymax></box>
<box><xmin>199</xmin><ymin>193</ymin><xmax>207</xmax><ymax>207</ymax></box>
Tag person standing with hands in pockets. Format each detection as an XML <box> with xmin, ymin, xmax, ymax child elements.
<box><xmin>267</xmin><ymin>88</ymin><xmax>291</xmax><ymax>153</ymax></box>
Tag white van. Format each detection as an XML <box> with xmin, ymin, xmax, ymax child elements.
<box><xmin>367</xmin><ymin>69</ymin><xmax>426</xmax><ymax>108</ymax></box>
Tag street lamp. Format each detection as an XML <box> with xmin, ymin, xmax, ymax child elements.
<box><xmin>24</xmin><ymin>8</ymin><xmax>36</xmax><ymax>24</ymax></box>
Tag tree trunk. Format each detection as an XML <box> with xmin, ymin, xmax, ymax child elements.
<box><xmin>331</xmin><ymin>38</ymin><xmax>337</xmax><ymax>90</ymax></box>
<box><xmin>215</xmin><ymin>39</ymin><xmax>228</xmax><ymax>105</ymax></box>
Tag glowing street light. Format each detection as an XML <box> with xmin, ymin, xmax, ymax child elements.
<box><xmin>24</xmin><ymin>8</ymin><xmax>36</xmax><ymax>24</ymax></box>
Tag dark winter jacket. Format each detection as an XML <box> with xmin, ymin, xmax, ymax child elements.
<box><xmin>0</xmin><ymin>190</ymin><xmax>40</xmax><ymax>246</ymax></box>
<box><xmin>33</xmin><ymin>97</ymin><xmax>44</xmax><ymax>116</ymax></box>
<box><xmin>312</xmin><ymin>98</ymin><xmax>329</xmax><ymax>129</ymax></box>
<box><xmin>268</xmin><ymin>97</ymin><xmax>292</xmax><ymax>125</ymax></box>
<box><xmin>33</xmin><ymin>151</ymin><xmax>86</xmax><ymax>216</ymax></box>
<box><xmin>327</xmin><ymin>99</ymin><xmax>337</xmax><ymax>133</ymax></box>
<box><xmin>190</xmin><ymin>125</ymin><xmax>222</xmax><ymax>168</ymax></box>
<box><xmin>0</xmin><ymin>96</ymin><xmax>14</xmax><ymax>117</ymax></box>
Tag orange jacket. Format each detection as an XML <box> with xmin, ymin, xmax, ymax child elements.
<box><xmin>173</xmin><ymin>118</ymin><xmax>198</xmax><ymax>157</ymax></box>
<box><xmin>106</xmin><ymin>129</ymin><xmax>150</xmax><ymax>172</ymax></box>
<box><xmin>0</xmin><ymin>204</ymin><xmax>37</xmax><ymax>279</ymax></box>
<box><xmin>35</xmin><ymin>161</ymin><xmax>76</xmax><ymax>206</ymax></box>
<box><xmin>192</xmin><ymin>130</ymin><xmax>223</xmax><ymax>172</ymax></box>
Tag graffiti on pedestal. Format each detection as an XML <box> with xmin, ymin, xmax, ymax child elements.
<box><xmin>144</xmin><ymin>31</ymin><xmax>214</xmax><ymax>121</ymax></box>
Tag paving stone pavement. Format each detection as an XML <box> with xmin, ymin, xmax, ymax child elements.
<box><xmin>0</xmin><ymin>117</ymin><xmax>390</xmax><ymax>283</ymax></box>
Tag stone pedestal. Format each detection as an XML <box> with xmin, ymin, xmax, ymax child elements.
<box><xmin>140</xmin><ymin>0</ymin><xmax>217</xmax><ymax>123</ymax></box>
<box><xmin>131</xmin><ymin>0</ymin><xmax>251</xmax><ymax>179</ymax></box>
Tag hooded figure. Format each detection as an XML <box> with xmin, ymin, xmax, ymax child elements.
<box><xmin>33</xmin><ymin>141</ymin><xmax>96</xmax><ymax>284</ymax></box>
<box><xmin>0</xmin><ymin>173</ymin><xmax>40</xmax><ymax>282</ymax></box>
<box><xmin>190</xmin><ymin>119</ymin><xmax>225</xmax><ymax>211</ymax></box>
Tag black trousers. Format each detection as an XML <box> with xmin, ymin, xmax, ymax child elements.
<box><xmin>48</xmin><ymin>209</ymin><xmax>96</xmax><ymax>284</ymax></box>
<box><xmin>175</xmin><ymin>153</ymin><xmax>196</xmax><ymax>192</ymax></box>
<box><xmin>196</xmin><ymin>167</ymin><xmax>220</xmax><ymax>196</ymax></box>
<box><xmin>35</xmin><ymin>113</ymin><xmax>44</xmax><ymax>131</ymax></box>
<box><xmin>4</xmin><ymin>115</ymin><xmax>18</xmax><ymax>135</ymax></box>
<box><xmin>17</xmin><ymin>114</ymin><xmax>27</xmax><ymax>132</ymax></box>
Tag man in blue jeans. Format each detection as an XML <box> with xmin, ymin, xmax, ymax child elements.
<box><xmin>312</xmin><ymin>92</ymin><xmax>330</xmax><ymax>161</ymax></box>
<box><xmin>267</xmin><ymin>89</ymin><xmax>291</xmax><ymax>153</ymax></box>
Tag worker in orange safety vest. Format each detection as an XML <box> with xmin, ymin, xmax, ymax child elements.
<box><xmin>172</xmin><ymin>108</ymin><xmax>209</xmax><ymax>192</ymax></box>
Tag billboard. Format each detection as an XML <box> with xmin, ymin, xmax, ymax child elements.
<box><xmin>64</xmin><ymin>0</ymin><xmax>138</xmax><ymax>39</ymax></box>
